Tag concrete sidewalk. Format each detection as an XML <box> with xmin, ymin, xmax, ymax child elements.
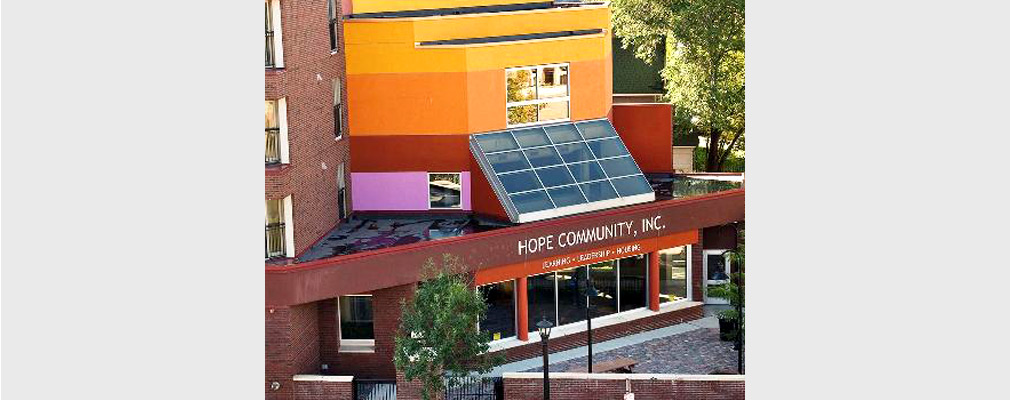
<box><xmin>488</xmin><ymin>307</ymin><xmax>726</xmax><ymax>376</ymax></box>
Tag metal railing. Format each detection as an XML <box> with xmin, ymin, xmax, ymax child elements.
<box><xmin>265</xmin><ymin>223</ymin><xmax>286</xmax><ymax>258</ymax></box>
<box><xmin>265</xmin><ymin>31</ymin><xmax>275</xmax><ymax>68</ymax></box>
<box><xmin>355</xmin><ymin>379</ymin><xmax>396</xmax><ymax>400</ymax></box>
<box><xmin>444</xmin><ymin>376</ymin><xmax>503</xmax><ymax>400</ymax></box>
<box><xmin>265</xmin><ymin>128</ymin><xmax>281</xmax><ymax>165</ymax></box>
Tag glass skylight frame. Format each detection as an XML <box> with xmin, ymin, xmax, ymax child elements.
<box><xmin>470</xmin><ymin>119</ymin><xmax>655</xmax><ymax>223</ymax></box>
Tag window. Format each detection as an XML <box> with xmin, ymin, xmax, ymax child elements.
<box><xmin>506</xmin><ymin>64</ymin><xmax>569</xmax><ymax>126</ymax></box>
<box><xmin>327</xmin><ymin>0</ymin><xmax>339</xmax><ymax>52</ymax></box>
<box><xmin>265</xmin><ymin>0</ymin><xmax>283</xmax><ymax>68</ymax></box>
<box><xmin>339</xmin><ymin>295</ymin><xmax>375</xmax><ymax>343</ymax></box>
<box><xmin>265</xmin><ymin>199</ymin><xmax>285</xmax><ymax>258</ymax></box>
<box><xmin>658</xmin><ymin>246</ymin><xmax>690</xmax><ymax>303</ymax></box>
<box><xmin>707</xmin><ymin>252</ymin><xmax>729</xmax><ymax>281</ymax></box>
<box><xmin>589</xmin><ymin>261</ymin><xmax>618</xmax><ymax>317</ymax></box>
<box><xmin>526</xmin><ymin>272</ymin><xmax>556</xmax><ymax>332</ymax></box>
<box><xmin>618</xmin><ymin>255</ymin><xmax>648</xmax><ymax>310</ymax></box>
<box><xmin>332</xmin><ymin>79</ymin><xmax>343</xmax><ymax>139</ymax></box>
<box><xmin>337</xmin><ymin>163</ymin><xmax>347</xmax><ymax>219</ymax></box>
<box><xmin>522</xmin><ymin>254</ymin><xmax>651</xmax><ymax>334</ymax></box>
<box><xmin>556</xmin><ymin>266</ymin><xmax>589</xmax><ymax>326</ymax></box>
<box><xmin>428</xmin><ymin>173</ymin><xmax>461</xmax><ymax>209</ymax></box>
<box><xmin>265</xmin><ymin>99</ymin><xmax>289</xmax><ymax>165</ymax></box>
<box><xmin>478</xmin><ymin>280</ymin><xmax>516</xmax><ymax>341</ymax></box>
<box><xmin>265</xmin><ymin>100</ymin><xmax>280</xmax><ymax>165</ymax></box>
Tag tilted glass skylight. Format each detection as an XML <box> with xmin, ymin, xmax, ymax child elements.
<box><xmin>469</xmin><ymin>119</ymin><xmax>655</xmax><ymax>223</ymax></box>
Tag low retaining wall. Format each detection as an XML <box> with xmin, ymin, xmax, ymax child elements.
<box><xmin>493</xmin><ymin>302</ymin><xmax>704</xmax><ymax>362</ymax></box>
<box><xmin>291</xmin><ymin>375</ymin><xmax>353</xmax><ymax>400</ymax></box>
<box><xmin>502</xmin><ymin>372</ymin><xmax>744</xmax><ymax>400</ymax></box>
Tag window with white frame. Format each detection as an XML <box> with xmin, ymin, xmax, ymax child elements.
<box><xmin>333</xmin><ymin>79</ymin><xmax>343</xmax><ymax>140</ymax></box>
<box><xmin>265</xmin><ymin>198</ymin><xmax>285</xmax><ymax>258</ymax></box>
<box><xmin>428</xmin><ymin>173</ymin><xmax>461</xmax><ymax>209</ymax></box>
<box><xmin>265</xmin><ymin>0</ymin><xmax>284</xmax><ymax>68</ymax></box>
<box><xmin>506</xmin><ymin>63</ymin><xmax>569</xmax><ymax>127</ymax></box>
<box><xmin>265</xmin><ymin>99</ymin><xmax>289</xmax><ymax>165</ymax></box>
<box><xmin>338</xmin><ymin>295</ymin><xmax>375</xmax><ymax>351</ymax></box>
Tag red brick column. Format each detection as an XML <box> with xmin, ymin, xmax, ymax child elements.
<box><xmin>517</xmin><ymin>276</ymin><xmax>529</xmax><ymax>341</ymax></box>
<box><xmin>649</xmin><ymin>251</ymin><xmax>660</xmax><ymax>311</ymax></box>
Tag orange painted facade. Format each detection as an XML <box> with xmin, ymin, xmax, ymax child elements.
<box><xmin>344</xmin><ymin>4</ymin><xmax>613</xmax><ymax>138</ymax></box>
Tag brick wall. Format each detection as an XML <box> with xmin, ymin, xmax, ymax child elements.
<box><xmin>693</xmin><ymin>228</ymin><xmax>704</xmax><ymax>302</ymax></box>
<box><xmin>266</xmin><ymin>303</ymin><xmax>321</xmax><ymax>400</ymax></box>
<box><xmin>321</xmin><ymin>284</ymin><xmax>416</xmax><ymax>379</ymax></box>
<box><xmin>320</xmin><ymin>288</ymin><xmax>702</xmax><ymax>380</ymax></box>
<box><xmin>495</xmin><ymin>303</ymin><xmax>704</xmax><ymax>363</ymax></box>
<box><xmin>292</xmin><ymin>375</ymin><xmax>353</xmax><ymax>400</ymax></box>
<box><xmin>503</xmin><ymin>373</ymin><xmax>745</xmax><ymax>400</ymax></box>
<box><xmin>265</xmin><ymin>0</ymin><xmax>351</xmax><ymax>256</ymax></box>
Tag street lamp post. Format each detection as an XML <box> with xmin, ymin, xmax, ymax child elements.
<box><xmin>536</xmin><ymin>317</ymin><xmax>554</xmax><ymax>400</ymax></box>
<box><xmin>585</xmin><ymin>284</ymin><xmax>598</xmax><ymax>372</ymax></box>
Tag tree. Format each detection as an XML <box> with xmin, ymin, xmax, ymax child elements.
<box><xmin>393</xmin><ymin>255</ymin><xmax>505</xmax><ymax>400</ymax></box>
<box><xmin>612</xmin><ymin>0</ymin><xmax>745</xmax><ymax>171</ymax></box>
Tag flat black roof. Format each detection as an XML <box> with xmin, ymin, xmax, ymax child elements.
<box><xmin>290</xmin><ymin>175</ymin><xmax>741</xmax><ymax>263</ymax></box>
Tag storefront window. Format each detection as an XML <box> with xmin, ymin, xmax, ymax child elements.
<box><xmin>618</xmin><ymin>255</ymin><xmax>648</xmax><ymax>310</ymax></box>
<box><xmin>339</xmin><ymin>295</ymin><xmax>374</xmax><ymax>340</ymax></box>
<box><xmin>556</xmin><ymin>266</ymin><xmax>589</xmax><ymax>326</ymax></box>
<box><xmin>527</xmin><ymin>273</ymin><xmax>557</xmax><ymax>332</ymax></box>
<box><xmin>478</xmin><ymin>280</ymin><xmax>516</xmax><ymax>341</ymax></box>
<box><xmin>659</xmin><ymin>246</ymin><xmax>689</xmax><ymax>303</ymax></box>
<box><xmin>590</xmin><ymin>261</ymin><xmax>618</xmax><ymax>317</ymax></box>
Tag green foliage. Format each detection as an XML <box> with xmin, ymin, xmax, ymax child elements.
<box><xmin>693</xmin><ymin>146</ymin><xmax>744</xmax><ymax>172</ymax></box>
<box><xmin>506</xmin><ymin>70</ymin><xmax>538</xmax><ymax>124</ymax></box>
<box><xmin>393</xmin><ymin>255</ymin><xmax>505</xmax><ymax>400</ymax></box>
<box><xmin>612</xmin><ymin>0</ymin><xmax>745</xmax><ymax>171</ymax></box>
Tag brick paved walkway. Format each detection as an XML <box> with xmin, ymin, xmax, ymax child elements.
<box><xmin>524</xmin><ymin>327</ymin><xmax>743</xmax><ymax>374</ymax></box>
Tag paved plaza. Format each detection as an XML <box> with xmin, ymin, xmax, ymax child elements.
<box><xmin>492</xmin><ymin>306</ymin><xmax>743</xmax><ymax>376</ymax></box>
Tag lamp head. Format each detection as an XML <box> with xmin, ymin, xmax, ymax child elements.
<box><xmin>536</xmin><ymin>316</ymin><xmax>553</xmax><ymax>339</ymax></box>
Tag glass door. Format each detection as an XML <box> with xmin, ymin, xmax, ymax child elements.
<box><xmin>703</xmin><ymin>249</ymin><xmax>732</xmax><ymax>304</ymax></box>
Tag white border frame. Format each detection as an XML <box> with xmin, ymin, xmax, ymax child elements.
<box><xmin>336</xmin><ymin>295</ymin><xmax>376</xmax><ymax>353</ymax></box>
<box><xmin>282</xmin><ymin>195</ymin><xmax>295</xmax><ymax>258</ymax></box>
<box><xmin>505</xmin><ymin>63</ymin><xmax>571</xmax><ymax>128</ymax></box>
<box><xmin>427</xmin><ymin>172</ymin><xmax>463</xmax><ymax>210</ymax></box>
<box><xmin>277</xmin><ymin>98</ymin><xmax>290</xmax><ymax>164</ymax></box>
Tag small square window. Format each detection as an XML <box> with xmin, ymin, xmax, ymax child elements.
<box><xmin>429</xmin><ymin>173</ymin><xmax>462</xmax><ymax>209</ymax></box>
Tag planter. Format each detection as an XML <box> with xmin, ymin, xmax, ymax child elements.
<box><xmin>718</xmin><ymin>317</ymin><xmax>738</xmax><ymax>341</ymax></box>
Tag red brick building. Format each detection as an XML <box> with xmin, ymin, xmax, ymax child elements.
<box><xmin>265</xmin><ymin>0</ymin><xmax>350</xmax><ymax>261</ymax></box>
<box><xmin>265</xmin><ymin>1</ymin><xmax>744</xmax><ymax>399</ymax></box>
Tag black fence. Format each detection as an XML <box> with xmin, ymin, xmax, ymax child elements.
<box><xmin>444</xmin><ymin>376</ymin><xmax>503</xmax><ymax>400</ymax></box>
<box><xmin>354</xmin><ymin>379</ymin><xmax>396</xmax><ymax>400</ymax></box>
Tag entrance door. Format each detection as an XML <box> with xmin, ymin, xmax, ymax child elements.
<box><xmin>703</xmin><ymin>249</ymin><xmax>732</xmax><ymax>304</ymax></box>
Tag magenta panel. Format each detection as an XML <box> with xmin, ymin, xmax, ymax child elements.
<box><xmin>351</xmin><ymin>172</ymin><xmax>472</xmax><ymax>211</ymax></box>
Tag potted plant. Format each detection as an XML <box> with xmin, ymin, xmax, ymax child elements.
<box><xmin>716</xmin><ymin>308</ymin><xmax>739</xmax><ymax>341</ymax></box>
<box><xmin>709</xmin><ymin>271</ymin><xmax>743</xmax><ymax>342</ymax></box>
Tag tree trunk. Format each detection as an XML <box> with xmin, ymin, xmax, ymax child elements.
<box><xmin>706</xmin><ymin>128</ymin><xmax>722</xmax><ymax>172</ymax></box>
